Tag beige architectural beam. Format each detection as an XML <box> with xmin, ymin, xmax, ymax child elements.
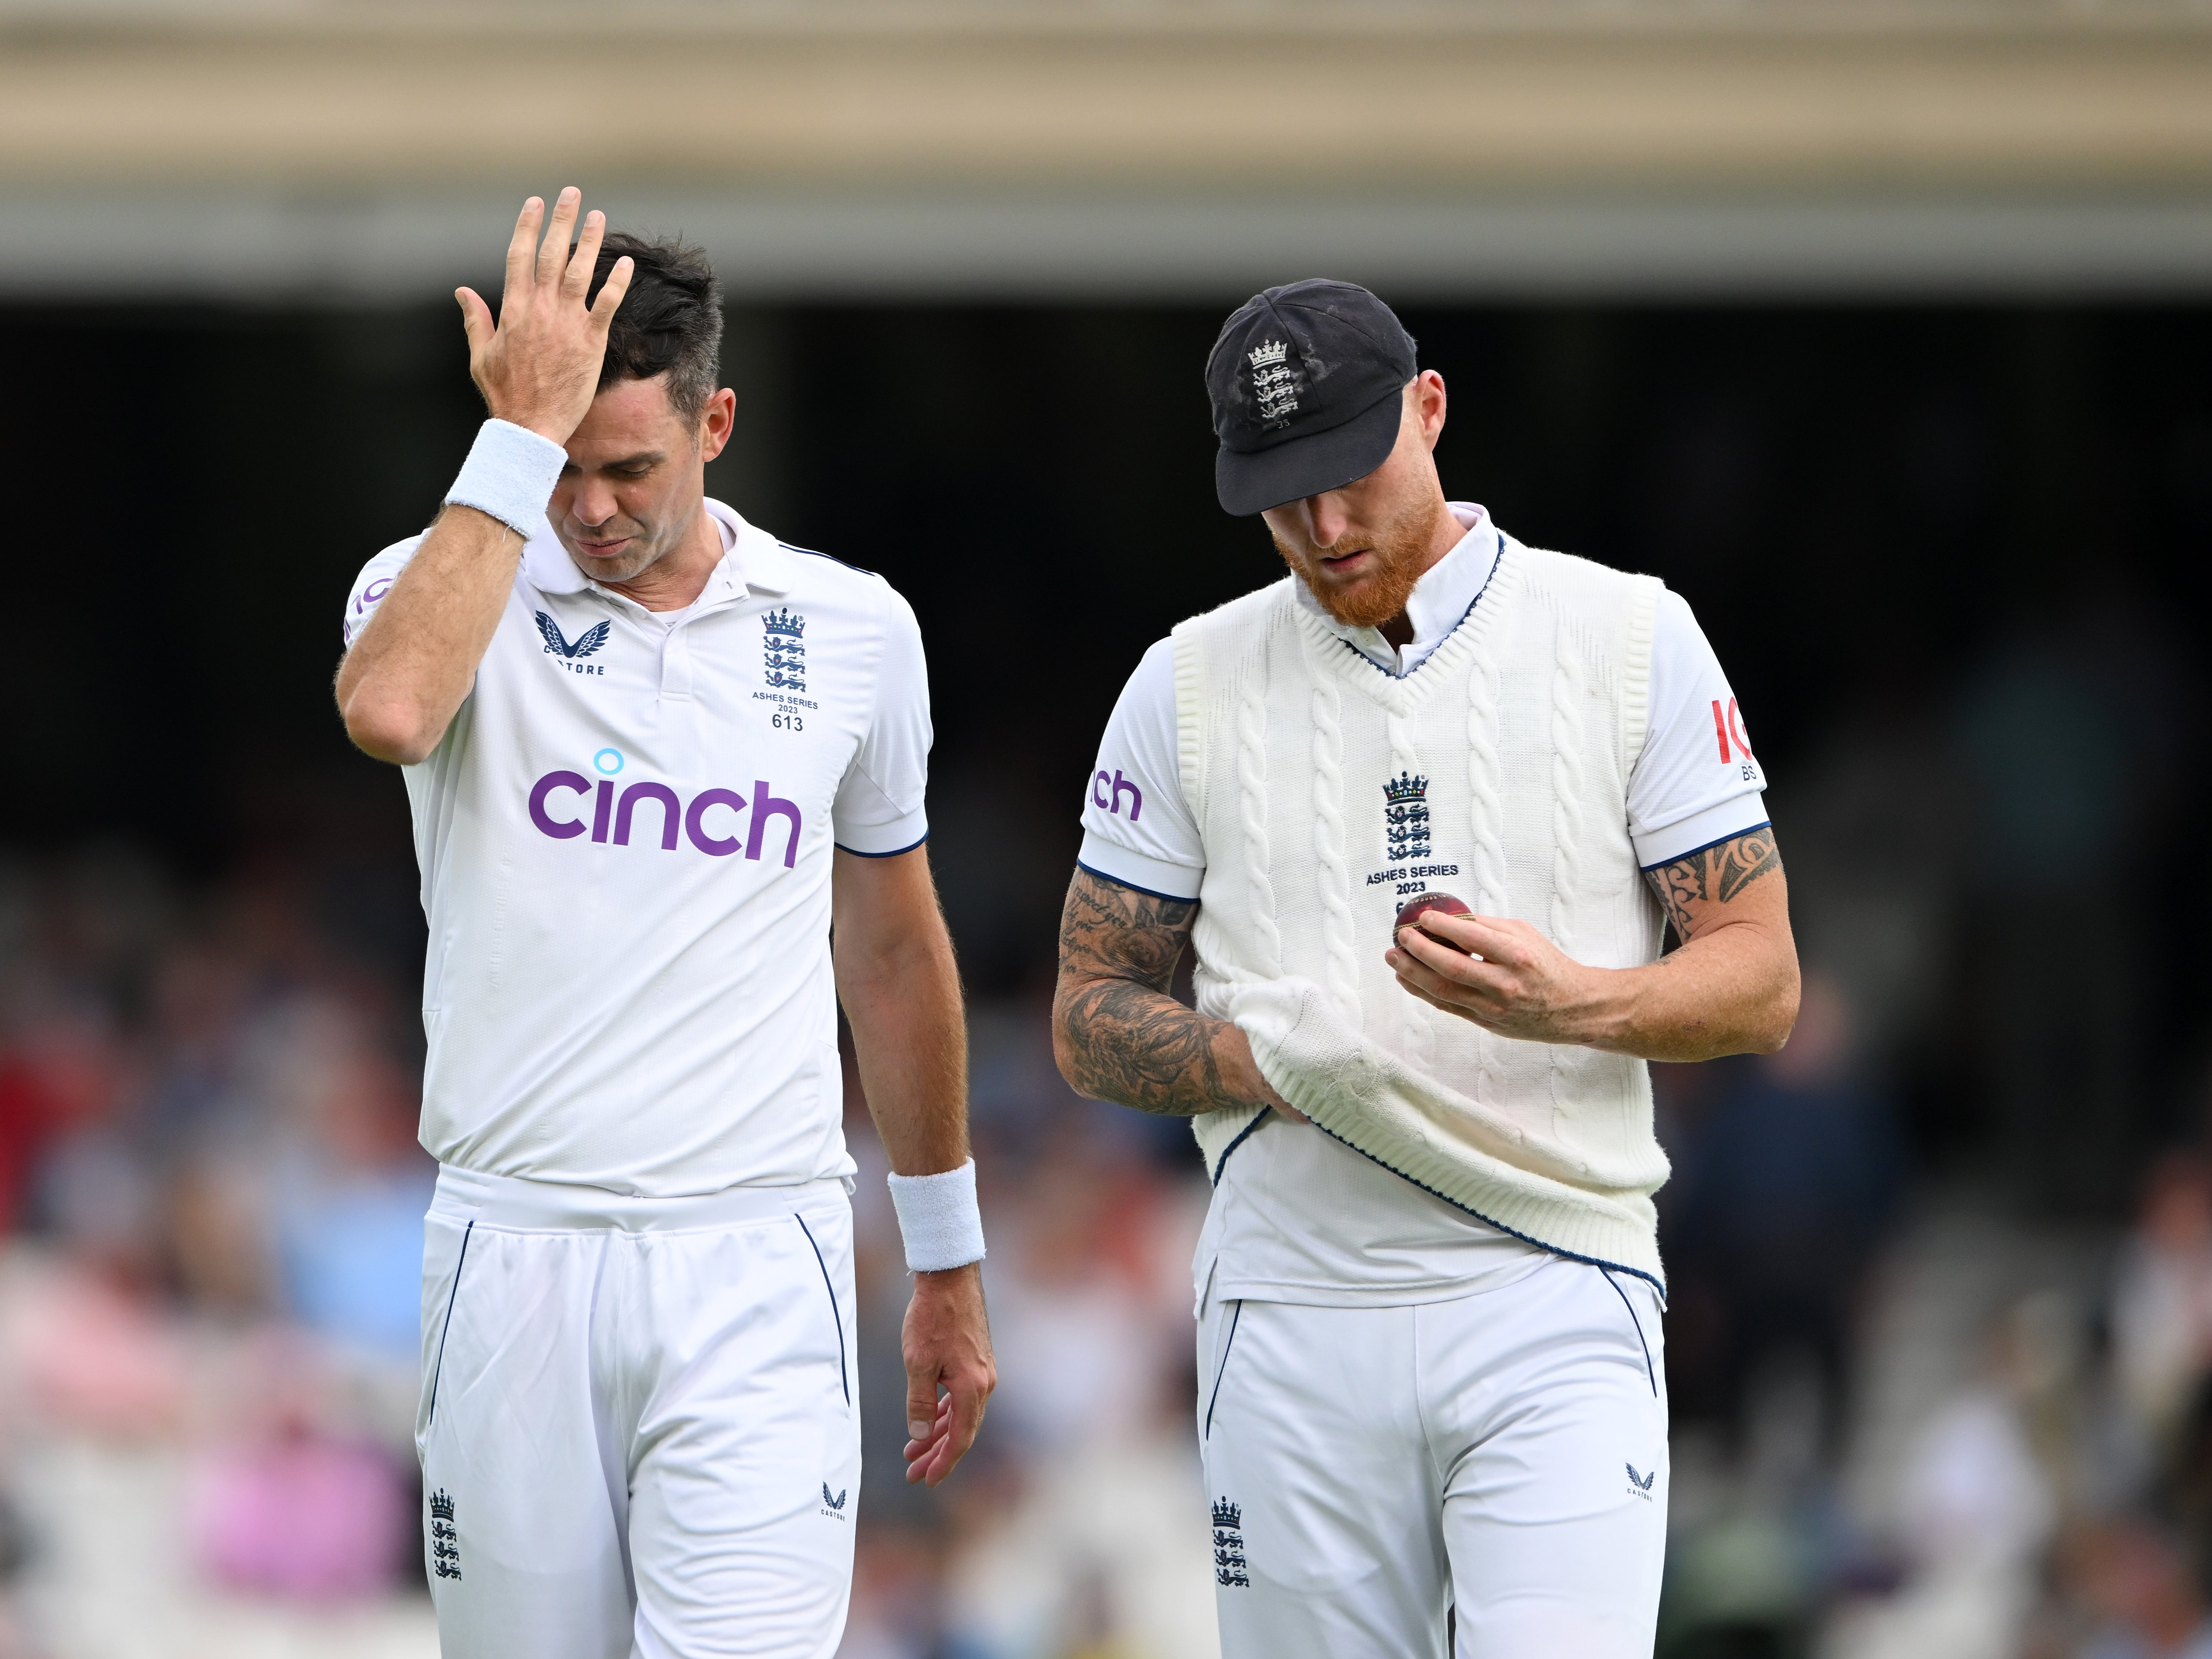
<box><xmin>2</xmin><ymin>8</ymin><xmax>2211</xmax><ymax>192</ymax></box>
<box><xmin>2</xmin><ymin>3</ymin><xmax>2209</xmax><ymax>297</ymax></box>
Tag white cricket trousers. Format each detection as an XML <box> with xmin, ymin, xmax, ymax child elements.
<box><xmin>1197</xmin><ymin>1255</ymin><xmax>1669</xmax><ymax>1659</ymax></box>
<box><xmin>416</xmin><ymin>1166</ymin><xmax>861</xmax><ymax>1659</ymax></box>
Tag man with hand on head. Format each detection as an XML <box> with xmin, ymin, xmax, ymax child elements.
<box><xmin>1054</xmin><ymin>279</ymin><xmax>1799</xmax><ymax>1657</ymax></box>
<box><xmin>335</xmin><ymin>190</ymin><xmax>993</xmax><ymax>1659</ymax></box>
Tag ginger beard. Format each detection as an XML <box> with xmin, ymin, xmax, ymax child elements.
<box><xmin>1270</xmin><ymin>492</ymin><xmax>1452</xmax><ymax>631</ymax></box>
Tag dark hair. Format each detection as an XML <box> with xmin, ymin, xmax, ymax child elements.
<box><xmin>585</xmin><ymin>231</ymin><xmax>723</xmax><ymax>422</ymax></box>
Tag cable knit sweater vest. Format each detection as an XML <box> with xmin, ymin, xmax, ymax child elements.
<box><xmin>1175</xmin><ymin>537</ymin><xmax>1673</xmax><ymax>1284</ymax></box>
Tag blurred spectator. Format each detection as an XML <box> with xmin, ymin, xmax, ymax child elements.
<box><xmin>1774</xmin><ymin>688</ymin><xmax>1966</xmax><ymax>1081</ymax></box>
<box><xmin>2114</xmin><ymin>1156</ymin><xmax>2212</xmax><ymax>1453</ymax></box>
<box><xmin>0</xmin><ymin>1014</ymin><xmax>122</xmax><ymax>1234</ymax></box>
<box><xmin>188</xmin><ymin>1331</ymin><xmax>409</xmax><ymax>1602</ymax></box>
<box><xmin>0</xmin><ymin>847</ymin><xmax>441</xmax><ymax>1657</ymax></box>
<box><xmin>1952</xmin><ymin>587</ymin><xmax>2200</xmax><ymax>1209</ymax></box>
<box><xmin>2061</xmin><ymin>1517</ymin><xmax>2212</xmax><ymax>1659</ymax></box>
<box><xmin>1826</xmin><ymin>1299</ymin><xmax>2062</xmax><ymax>1659</ymax></box>
<box><xmin>261</xmin><ymin>1004</ymin><xmax>435</xmax><ymax>1366</ymax></box>
<box><xmin>1663</xmin><ymin>971</ymin><xmax>1903</xmax><ymax>1453</ymax></box>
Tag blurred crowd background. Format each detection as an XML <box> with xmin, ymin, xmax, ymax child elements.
<box><xmin>12</xmin><ymin>3</ymin><xmax>2212</xmax><ymax>1657</ymax></box>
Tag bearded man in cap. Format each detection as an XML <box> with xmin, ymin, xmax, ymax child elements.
<box><xmin>1052</xmin><ymin>281</ymin><xmax>1800</xmax><ymax>1656</ymax></box>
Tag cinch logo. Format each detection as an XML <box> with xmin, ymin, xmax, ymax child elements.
<box><xmin>1092</xmin><ymin>768</ymin><xmax>1142</xmax><ymax>821</ymax></box>
<box><xmin>527</xmin><ymin>764</ymin><xmax>802</xmax><ymax>866</ymax></box>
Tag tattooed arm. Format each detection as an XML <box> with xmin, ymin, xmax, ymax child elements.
<box><xmin>1051</xmin><ymin>868</ymin><xmax>1295</xmax><ymax>1118</ymax></box>
<box><xmin>1387</xmin><ymin>826</ymin><xmax>1799</xmax><ymax>1063</ymax></box>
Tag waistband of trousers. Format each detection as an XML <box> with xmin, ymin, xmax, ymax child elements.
<box><xmin>430</xmin><ymin>1165</ymin><xmax>853</xmax><ymax>1233</ymax></box>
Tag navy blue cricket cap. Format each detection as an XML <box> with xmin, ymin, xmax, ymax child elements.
<box><xmin>1206</xmin><ymin>278</ymin><xmax>1417</xmax><ymax>517</ymax></box>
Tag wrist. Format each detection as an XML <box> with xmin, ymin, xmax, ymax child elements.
<box><xmin>493</xmin><ymin>411</ymin><xmax>577</xmax><ymax>447</ymax></box>
<box><xmin>914</xmin><ymin>1260</ymin><xmax>983</xmax><ymax>1284</ymax></box>
<box><xmin>1562</xmin><ymin>964</ymin><xmax>1636</xmax><ymax>1052</ymax></box>
<box><xmin>1215</xmin><ymin>1023</ymin><xmax>1285</xmax><ymax>1110</ymax></box>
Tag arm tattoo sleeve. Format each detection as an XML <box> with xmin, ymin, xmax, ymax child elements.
<box><xmin>1054</xmin><ymin>868</ymin><xmax>1253</xmax><ymax>1118</ymax></box>
<box><xmin>1644</xmin><ymin>826</ymin><xmax>1782</xmax><ymax>939</ymax></box>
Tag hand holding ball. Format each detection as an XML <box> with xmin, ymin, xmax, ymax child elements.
<box><xmin>1395</xmin><ymin>891</ymin><xmax>1476</xmax><ymax>955</ymax></box>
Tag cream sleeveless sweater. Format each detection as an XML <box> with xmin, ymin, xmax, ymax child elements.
<box><xmin>1176</xmin><ymin>537</ymin><xmax>1673</xmax><ymax>1284</ymax></box>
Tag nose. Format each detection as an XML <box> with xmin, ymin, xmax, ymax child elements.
<box><xmin>569</xmin><ymin>476</ymin><xmax>618</xmax><ymax>529</ymax></box>
<box><xmin>1306</xmin><ymin>493</ymin><xmax>1352</xmax><ymax>550</ymax></box>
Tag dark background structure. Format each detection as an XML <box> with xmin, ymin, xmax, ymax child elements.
<box><xmin>24</xmin><ymin>298</ymin><xmax>2212</xmax><ymax>1181</ymax></box>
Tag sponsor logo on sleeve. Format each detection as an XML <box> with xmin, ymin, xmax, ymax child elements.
<box><xmin>1712</xmin><ymin>697</ymin><xmax>1759</xmax><ymax>782</ymax></box>
<box><xmin>343</xmin><ymin>576</ymin><xmax>394</xmax><ymax>646</ymax></box>
<box><xmin>1091</xmin><ymin>768</ymin><xmax>1143</xmax><ymax>821</ymax></box>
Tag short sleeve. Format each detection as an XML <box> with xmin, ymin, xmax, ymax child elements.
<box><xmin>341</xmin><ymin>536</ymin><xmax>424</xmax><ymax>649</ymax></box>
<box><xmin>1076</xmin><ymin>638</ymin><xmax>1205</xmax><ymax>900</ymax></box>
<box><xmin>1627</xmin><ymin>588</ymin><xmax>1771</xmax><ymax>868</ymax></box>
<box><xmin>832</xmin><ymin>583</ymin><xmax>932</xmax><ymax>856</ymax></box>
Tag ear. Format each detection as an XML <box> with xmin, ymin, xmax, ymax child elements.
<box><xmin>1415</xmin><ymin>370</ymin><xmax>1448</xmax><ymax>453</ymax></box>
<box><xmin>697</xmin><ymin>387</ymin><xmax>737</xmax><ymax>464</ymax></box>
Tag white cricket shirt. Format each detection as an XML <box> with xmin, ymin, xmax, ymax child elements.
<box><xmin>343</xmin><ymin>499</ymin><xmax>930</xmax><ymax>1197</ymax></box>
<box><xmin>1078</xmin><ymin>504</ymin><xmax>1771</xmax><ymax>1307</ymax></box>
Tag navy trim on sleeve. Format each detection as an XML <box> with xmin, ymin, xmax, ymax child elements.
<box><xmin>1075</xmin><ymin>859</ymin><xmax>1201</xmax><ymax>905</ymax></box>
<box><xmin>780</xmin><ymin>541</ymin><xmax>877</xmax><ymax>577</ymax></box>
<box><xmin>835</xmin><ymin>833</ymin><xmax>929</xmax><ymax>859</ymax></box>
<box><xmin>1636</xmin><ymin>820</ymin><xmax>1772</xmax><ymax>873</ymax></box>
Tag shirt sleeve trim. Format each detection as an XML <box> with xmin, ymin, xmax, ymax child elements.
<box><xmin>1637</xmin><ymin>820</ymin><xmax>1772</xmax><ymax>873</ymax></box>
<box><xmin>1075</xmin><ymin>859</ymin><xmax>1201</xmax><ymax>905</ymax></box>
<box><xmin>835</xmin><ymin>833</ymin><xmax>929</xmax><ymax>859</ymax></box>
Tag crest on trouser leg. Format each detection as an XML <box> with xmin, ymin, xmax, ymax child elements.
<box><xmin>429</xmin><ymin>1489</ymin><xmax>462</xmax><ymax>1580</ymax></box>
<box><xmin>1212</xmin><ymin>1498</ymin><xmax>1250</xmax><ymax>1588</ymax></box>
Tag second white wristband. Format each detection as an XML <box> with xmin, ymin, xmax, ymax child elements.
<box><xmin>445</xmin><ymin>417</ymin><xmax>567</xmax><ymax>536</ymax></box>
<box><xmin>886</xmin><ymin>1159</ymin><xmax>987</xmax><ymax>1273</ymax></box>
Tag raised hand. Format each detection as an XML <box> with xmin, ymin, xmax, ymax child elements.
<box><xmin>455</xmin><ymin>188</ymin><xmax>633</xmax><ymax>445</ymax></box>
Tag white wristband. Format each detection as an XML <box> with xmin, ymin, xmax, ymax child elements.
<box><xmin>445</xmin><ymin>418</ymin><xmax>567</xmax><ymax>536</ymax></box>
<box><xmin>886</xmin><ymin>1159</ymin><xmax>986</xmax><ymax>1273</ymax></box>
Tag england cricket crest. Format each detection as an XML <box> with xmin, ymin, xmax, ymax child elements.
<box><xmin>428</xmin><ymin>1488</ymin><xmax>462</xmax><ymax>1580</ymax></box>
<box><xmin>1248</xmin><ymin>339</ymin><xmax>1300</xmax><ymax>430</ymax></box>
<box><xmin>762</xmin><ymin>608</ymin><xmax>806</xmax><ymax>691</ymax></box>
<box><xmin>1383</xmin><ymin>772</ymin><xmax>1432</xmax><ymax>863</ymax></box>
<box><xmin>1211</xmin><ymin>1498</ymin><xmax>1251</xmax><ymax>1588</ymax></box>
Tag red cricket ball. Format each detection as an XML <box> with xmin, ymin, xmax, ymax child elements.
<box><xmin>1395</xmin><ymin>890</ymin><xmax>1474</xmax><ymax>950</ymax></box>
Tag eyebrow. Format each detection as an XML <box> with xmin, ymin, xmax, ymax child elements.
<box><xmin>562</xmin><ymin>451</ymin><xmax>667</xmax><ymax>473</ymax></box>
